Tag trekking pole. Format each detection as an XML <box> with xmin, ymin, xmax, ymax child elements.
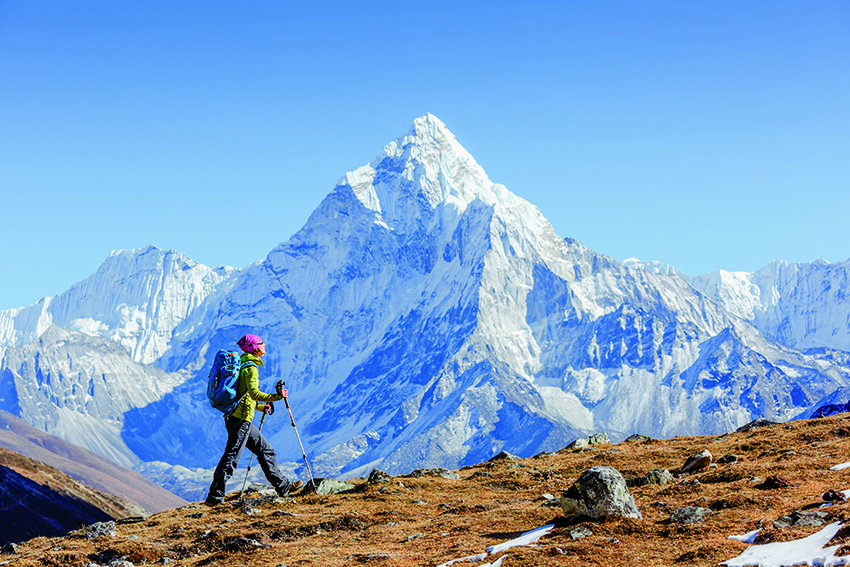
<box><xmin>238</xmin><ymin>411</ymin><xmax>267</xmax><ymax>501</ymax></box>
<box><xmin>281</xmin><ymin>382</ymin><xmax>316</xmax><ymax>488</ymax></box>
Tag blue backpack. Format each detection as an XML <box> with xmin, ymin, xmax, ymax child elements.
<box><xmin>206</xmin><ymin>349</ymin><xmax>256</xmax><ymax>414</ymax></box>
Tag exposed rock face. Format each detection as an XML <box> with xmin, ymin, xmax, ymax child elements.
<box><xmin>560</xmin><ymin>466</ymin><xmax>642</xmax><ymax>522</ymax></box>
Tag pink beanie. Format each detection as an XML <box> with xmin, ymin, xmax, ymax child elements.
<box><xmin>237</xmin><ymin>334</ymin><xmax>264</xmax><ymax>353</ymax></box>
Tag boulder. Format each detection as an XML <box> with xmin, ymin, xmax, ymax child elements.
<box><xmin>85</xmin><ymin>521</ymin><xmax>117</xmax><ymax>540</ymax></box>
<box><xmin>717</xmin><ymin>454</ymin><xmax>739</xmax><ymax>464</ymax></box>
<box><xmin>410</xmin><ymin>468</ymin><xmax>460</xmax><ymax>479</ymax></box>
<box><xmin>773</xmin><ymin>510</ymin><xmax>830</xmax><ymax>529</ymax></box>
<box><xmin>624</xmin><ymin>434</ymin><xmax>652</xmax><ymax>443</ymax></box>
<box><xmin>670</xmin><ymin>506</ymin><xmax>711</xmax><ymax>524</ymax></box>
<box><xmin>566</xmin><ymin>433</ymin><xmax>610</xmax><ymax>450</ymax></box>
<box><xmin>300</xmin><ymin>478</ymin><xmax>355</xmax><ymax>495</ymax></box>
<box><xmin>627</xmin><ymin>468</ymin><xmax>673</xmax><ymax>488</ymax></box>
<box><xmin>680</xmin><ymin>450</ymin><xmax>712</xmax><ymax>474</ymax></box>
<box><xmin>569</xmin><ymin>526</ymin><xmax>593</xmax><ymax>540</ymax></box>
<box><xmin>366</xmin><ymin>469</ymin><xmax>393</xmax><ymax>484</ymax></box>
<box><xmin>561</xmin><ymin>466</ymin><xmax>642</xmax><ymax>522</ymax></box>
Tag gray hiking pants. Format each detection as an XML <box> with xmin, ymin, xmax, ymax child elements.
<box><xmin>206</xmin><ymin>415</ymin><xmax>288</xmax><ymax>502</ymax></box>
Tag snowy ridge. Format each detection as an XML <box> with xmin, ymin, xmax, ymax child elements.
<box><xmin>689</xmin><ymin>258</ymin><xmax>850</xmax><ymax>352</ymax></box>
<box><xmin>0</xmin><ymin>246</ymin><xmax>235</xmax><ymax>364</ymax></box>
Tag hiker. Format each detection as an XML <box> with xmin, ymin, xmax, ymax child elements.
<box><xmin>205</xmin><ymin>333</ymin><xmax>296</xmax><ymax>506</ymax></box>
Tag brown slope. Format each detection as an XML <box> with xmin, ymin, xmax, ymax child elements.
<box><xmin>0</xmin><ymin>410</ymin><xmax>186</xmax><ymax>515</ymax></box>
<box><xmin>6</xmin><ymin>412</ymin><xmax>850</xmax><ymax>566</ymax></box>
<box><xmin>0</xmin><ymin>448</ymin><xmax>121</xmax><ymax>546</ymax></box>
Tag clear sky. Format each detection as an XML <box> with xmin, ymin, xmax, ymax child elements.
<box><xmin>1</xmin><ymin>1</ymin><xmax>848</xmax><ymax>309</ymax></box>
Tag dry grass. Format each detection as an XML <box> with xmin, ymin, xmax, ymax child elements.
<box><xmin>8</xmin><ymin>413</ymin><xmax>850</xmax><ymax>567</ymax></box>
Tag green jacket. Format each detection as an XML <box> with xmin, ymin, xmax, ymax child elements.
<box><xmin>229</xmin><ymin>352</ymin><xmax>283</xmax><ymax>422</ymax></box>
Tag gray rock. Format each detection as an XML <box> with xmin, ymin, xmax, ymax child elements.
<box><xmin>670</xmin><ymin>506</ymin><xmax>711</xmax><ymax>524</ymax></box>
<box><xmin>222</xmin><ymin>537</ymin><xmax>271</xmax><ymax>551</ymax></box>
<box><xmin>680</xmin><ymin>450</ymin><xmax>712</xmax><ymax>473</ymax></box>
<box><xmin>561</xmin><ymin>466</ymin><xmax>642</xmax><ymax>521</ymax></box>
<box><xmin>86</xmin><ymin>521</ymin><xmax>117</xmax><ymax>540</ymax></box>
<box><xmin>717</xmin><ymin>454</ymin><xmax>739</xmax><ymax>464</ymax></box>
<box><xmin>241</xmin><ymin>505</ymin><xmax>261</xmax><ymax>516</ymax></box>
<box><xmin>410</xmin><ymin>468</ymin><xmax>460</xmax><ymax>480</ymax></box>
<box><xmin>628</xmin><ymin>468</ymin><xmax>674</xmax><ymax>487</ymax></box>
<box><xmin>736</xmin><ymin>418</ymin><xmax>781</xmax><ymax>432</ymax></box>
<box><xmin>1</xmin><ymin>543</ymin><xmax>18</xmax><ymax>554</ymax></box>
<box><xmin>773</xmin><ymin>510</ymin><xmax>831</xmax><ymax>529</ymax></box>
<box><xmin>488</xmin><ymin>450</ymin><xmax>521</xmax><ymax>462</ymax></box>
<box><xmin>533</xmin><ymin>451</ymin><xmax>556</xmax><ymax>459</ymax></box>
<box><xmin>624</xmin><ymin>434</ymin><xmax>652</xmax><ymax>443</ymax></box>
<box><xmin>566</xmin><ymin>433</ymin><xmax>611</xmax><ymax>450</ymax></box>
<box><xmin>300</xmin><ymin>478</ymin><xmax>356</xmax><ymax>495</ymax></box>
<box><xmin>644</xmin><ymin>468</ymin><xmax>674</xmax><ymax>485</ymax></box>
<box><xmin>569</xmin><ymin>526</ymin><xmax>593</xmax><ymax>540</ymax></box>
<box><xmin>469</xmin><ymin>471</ymin><xmax>493</xmax><ymax>478</ymax></box>
<box><xmin>367</xmin><ymin>469</ymin><xmax>393</xmax><ymax>484</ymax></box>
<box><xmin>240</xmin><ymin>492</ymin><xmax>279</xmax><ymax>507</ymax></box>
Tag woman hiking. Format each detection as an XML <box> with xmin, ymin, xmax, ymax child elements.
<box><xmin>205</xmin><ymin>334</ymin><xmax>297</xmax><ymax>506</ymax></box>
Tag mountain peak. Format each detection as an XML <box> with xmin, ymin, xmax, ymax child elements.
<box><xmin>337</xmin><ymin>114</ymin><xmax>500</xmax><ymax>227</ymax></box>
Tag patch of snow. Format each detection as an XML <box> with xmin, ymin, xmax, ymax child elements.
<box><xmin>831</xmin><ymin>462</ymin><xmax>850</xmax><ymax>471</ymax></box>
<box><xmin>721</xmin><ymin>522</ymin><xmax>850</xmax><ymax>567</ymax></box>
<box><xmin>485</xmin><ymin>524</ymin><xmax>555</xmax><ymax>554</ymax></box>
<box><xmin>728</xmin><ymin>528</ymin><xmax>761</xmax><ymax>543</ymax></box>
<box><xmin>435</xmin><ymin>553</ymin><xmax>488</xmax><ymax>567</ymax></box>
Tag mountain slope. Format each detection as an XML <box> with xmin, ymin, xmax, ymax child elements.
<box><xmin>8</xmin><ymin>412</ymin><xmax>850</xmax><ymax>566</ymax></box>
<box><xmin>0</xmin><ymin>447</ymin><xmax>130</xmax><ymax>546</ymax></box>
<box><xmin>0</xmin><ymin>410</ymin><xmax>186</xmax><ymax>514</ymax></box>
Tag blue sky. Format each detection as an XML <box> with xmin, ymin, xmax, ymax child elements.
<box><xmin>1</xmin><ymin>1</ymin><xmax>848</xmax><ymax>309</ymax></box>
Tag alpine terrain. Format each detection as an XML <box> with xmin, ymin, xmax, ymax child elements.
<box><xmin>0</xmin><ymin>114</ymin><xmax>848</xmax><ymax>499</ymax></box>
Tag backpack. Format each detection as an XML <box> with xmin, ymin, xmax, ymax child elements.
<box><xmin>206</xmin><ymin>348</ymin><xmax>256</xmax><ymax>414</ymax></box>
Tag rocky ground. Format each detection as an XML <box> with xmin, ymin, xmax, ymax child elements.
<box><xmin>5</xmin><ymin>413</ymin><xmax>850</xmax><ymax>567</ymax></box>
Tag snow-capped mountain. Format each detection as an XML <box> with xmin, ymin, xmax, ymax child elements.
<box><xmin>0</xmin><ymin>246</ymin><xmax>235</xmax><ymax>365</ymax></box>
<box><xmin>687</xmin><ymin>259</ymin><xmax>850</xmax><ymax>352</ymax></box>
<box><xmin>0</xmin><ymin>115</ymin><xmax>848</xmax><ymax>494</ymax></box>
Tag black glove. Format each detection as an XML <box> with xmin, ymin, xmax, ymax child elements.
<box><xmin>263</xmin><ymin>402</ymin><xmax>275</xmax><ymax>415</ymax></box>
<box><xmin>275</xmin><ymin>380</ymin><xmax>286</xmax><ymax>398</ymax></box>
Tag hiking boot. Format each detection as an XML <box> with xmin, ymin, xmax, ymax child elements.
<box><xmin>203</xmin><ymin>497</ymin><xmax>222</xmax><ymax>507</ymax></box>
<box><xmin>276</xmin><ymin>480</ymin><xmax>303</xmax><ymax>497</ymax></box>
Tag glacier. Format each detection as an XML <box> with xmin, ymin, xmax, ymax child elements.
<box><xmin>0</xmin><ymin>114</ymin><xmax>848</xmax><ymax>498</ymax></box>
